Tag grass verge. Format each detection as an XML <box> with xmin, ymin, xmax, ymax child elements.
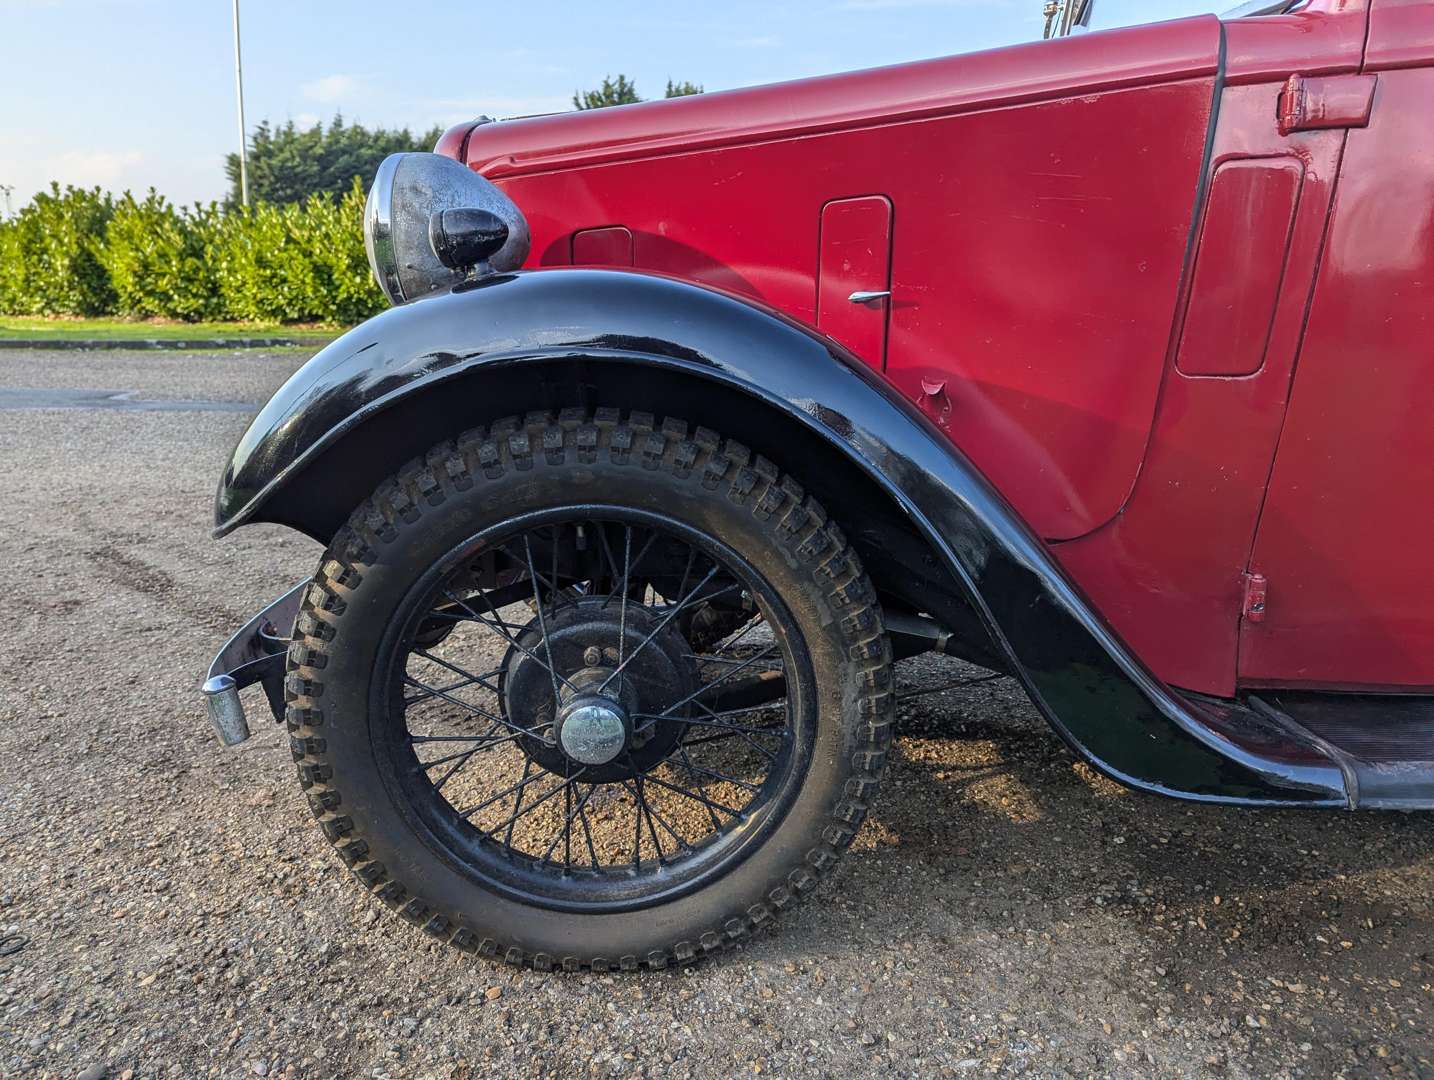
<box><xmin>0</xmin><ymin>316</ymin><xmax>342</xmax><ymax>344</ymax></box>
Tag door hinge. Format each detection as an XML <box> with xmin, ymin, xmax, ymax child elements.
<box><xmin>1278</xmin><ymin>73</ymin><xmax>1377</xmax><ymax>135</ymax></box>
<box><xmin>1242</xmin><ymin>572</ymin><xmax>1268</xmax><ymax>622</ymax></box>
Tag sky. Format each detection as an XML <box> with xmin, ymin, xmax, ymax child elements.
<box><xmin>0</xmin><ymin>0</ymin><xmax>1205</xmax><ymax>211</ymax></box>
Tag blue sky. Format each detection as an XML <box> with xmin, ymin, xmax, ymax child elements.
<box><xmin>0</xmin><ymin>0</ymin><xmax>1201</xmax><ymax>210</ymax></box>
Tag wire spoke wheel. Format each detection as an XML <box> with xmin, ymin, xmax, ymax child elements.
<box><xmin>379</xmin><ymin>512</ymin><xmax>813</xmax><ymax>912</ymax></box>
<box><xmin>288</xmin><ymin>410</ymin><xmax>892</xmax><ymax>967</ymax></box>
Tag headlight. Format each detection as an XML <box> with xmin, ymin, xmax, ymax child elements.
<box><xmin>364</xmin><ymin>152</ymin><xmax>531</xmax><ymax>307</ymax></box>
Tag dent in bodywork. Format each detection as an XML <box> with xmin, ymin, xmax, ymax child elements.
<box><xmin>214</xmin><ymin>268</ymin><xmax>1349</xmax><ymax>808</ymax></box>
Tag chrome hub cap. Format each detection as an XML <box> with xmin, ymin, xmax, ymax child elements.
<box><xmin>556</xmin><ymin>695</ymin><xmax>629</xmax><ymax>765</ymax></box>
<box><xmin>500</xmin><ymin>596</ymin><xmax>698</xmax><ymax>783</ymax></box>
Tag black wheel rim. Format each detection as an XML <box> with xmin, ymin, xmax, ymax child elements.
<box><xmin>374</xmin><ymin>506</ymin><xmax>816</xmax><ymax>914</ymax></box>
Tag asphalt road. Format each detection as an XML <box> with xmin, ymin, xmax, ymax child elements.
<box><xmin>0</xmin><ymin>348</ymin><xmax>1430</xmax><ymax>1080</ymax></box>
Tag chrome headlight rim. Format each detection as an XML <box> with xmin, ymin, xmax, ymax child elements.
<box><xmin>364</xmin><ymin>153</ymin><xmax>406</xmax><ymax>306</ymax></box>
<box><xmin>363</xmin><ymin>152</ymin><xmax>531</xmax><ymax>309</ymax></box>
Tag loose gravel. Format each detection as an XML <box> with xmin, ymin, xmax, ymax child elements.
<box><xmin>0</xmin><ymin>349</ymin><xmax>1430</xmax><ymax>1079</ymax></box>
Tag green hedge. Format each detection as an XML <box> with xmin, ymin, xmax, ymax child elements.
<box><xmin>99</xmin><ymin>192</ymin><xmax>223</xmax><ymax>320</ymax></box>
<box><xmin>0</xmin><ymin>180</ymin><xmax>383</xmax><ymax>324</ymax></box>
<box><xmin>0</xmin><ymin>185</ymin><xmax>115</xmax><ymax>316</ymax></box>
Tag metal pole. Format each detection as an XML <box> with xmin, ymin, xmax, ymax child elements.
<box><xmin>1044</xmin><ymin>0</ymin><xmax>1089</xmax><ymax>38</ymax></box>
<box><xmin>232</xmin><ymin>0</ymin><xmax>249</xmax><ymax>207</ymax></box>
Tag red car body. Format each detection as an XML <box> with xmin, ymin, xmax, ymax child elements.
<box><xmin>437</xmin><ymin>0</ymin><xmax>1434</xmax><ymax>701</ymax></box>
<box><xmin>203</xmin><ymin>0</ymin><xmax>1434</xmax><ymax>966</ymax></box>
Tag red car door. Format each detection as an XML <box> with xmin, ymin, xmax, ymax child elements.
<box><xmin>464</xmin><ymin>18</ymin><xmax>1225</xmax><ymax>543</ymax></box>
<box><xmin>1240</xmin><ymin>0</ymin><xmax>1434</xmax><ymax>690</ymax></box>
<box><xmin>1052</xmin><ymin>0</ymin><xmax>1370</xmax><ymax>696</ymax></box>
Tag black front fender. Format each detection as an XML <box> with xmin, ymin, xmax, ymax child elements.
<box><xmin>216</xmin><ymin>268</ymin><xmax>1349</xmax><ymax>807</ymax></box>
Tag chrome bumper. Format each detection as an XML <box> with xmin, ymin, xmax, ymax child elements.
<box><xmin>201</xmin><ymin>583</ymin><xmax>306</xmax><ymax>746</ymax></box>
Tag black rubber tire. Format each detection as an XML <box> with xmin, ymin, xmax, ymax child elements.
<box><xmin>284</xmin><ymin>408</ymin><xmax>894</xmax><ymax>970</ymax></box>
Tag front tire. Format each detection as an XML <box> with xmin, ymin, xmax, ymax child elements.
<box><xmin>284</xmin><ymin>409</ymin><xmax>893</xmax><ymax>969</ymax></box>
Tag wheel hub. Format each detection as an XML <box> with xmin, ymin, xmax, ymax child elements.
<box><xmin>556</xmin><ymin>695</ymin><xmax>629</xmax><ymax>765</ymax></box>
<box><xmin>500</xmin><ymin>596</ymin><xmax>697</xmax><ymax>783</ymax></box>
<box><xmin>553</xmin><ymin>662</ymin><xmax>634</xmax><ymax>765</ymax></box>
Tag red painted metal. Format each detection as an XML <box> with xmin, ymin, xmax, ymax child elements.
<box><xmin>431</xmin><ymin>0</ymin><xmax>1434</xmax><ymax>694</ymax></box>
<box><xmin>877</xmin><ymin>77</ymin><xmax>1213</xmax><ymax>540</ymax></box>
<box><xmin>1175</xmin><ymin>158</ymin><xmax>1303</xmax><ymax>377</ymax></box>
<box><xmin>1240</xmin><ymin>67</ymin><xmax>1434</xmax><ymax>690</ymax></box>
<box><xmin>1223</xmin><ymin>0</ymin><xmax>1369</xmax><ymax>84</ymax></box>
<box><xmin>571</xmin><ymin>226</ymin><xmax>633</xmax><ymax>266</ymax></box>
<box><xmin>433</xmin><ymin>120</ymin><xmax>481</xmax><ymax>162</ymax></box>
<box><xmin>1365</xmin><ymin>0</ymin><xmax>1434</xmax><ymax>71</ymax></box>
<box><xmin>460</xmin><ymin>19</ymin><xmax>1221</xmax><ymax>540</ymax></box>
<box><xmin>816</xmin><ymin>196</ymin><xmax>892</xmax><ymax>371</ymax></box>
<box><xmin>1277</xmin><ymin>73</ymin><xmax>1378</xmax><ymax>134</ymax></box>
<box><xmin>919</xmin><ymin>378</ymin><xmax>951</xmax><ymax>425</ymax></box>
<box><xmin>1050</xmin><ymin>86</ymin><xmax>1349</xmax><ymax>696</ymax></box>
<box><xmin>455</xmin><ymin>20</ymin><xmax>1220</xmax><ymax>183</ymax></box>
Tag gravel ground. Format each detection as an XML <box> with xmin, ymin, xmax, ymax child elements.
<box><xmin>0</xmin><ymin>348</ymin><xmax>1430</xmax><ymax>1080</ymax></box>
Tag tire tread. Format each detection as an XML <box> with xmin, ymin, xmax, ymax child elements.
<box><xmin>285</xmin><ymin>409</ymin><xmax>893</xmax><ymax>970</ymax></box>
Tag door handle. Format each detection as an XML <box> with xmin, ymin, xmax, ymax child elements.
<box><xmin>848</xmin><ymin>290</ymin><xmax>891</xmax><ymax>304</ymax></box>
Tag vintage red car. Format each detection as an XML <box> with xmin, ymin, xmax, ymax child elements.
<box><xmin>203</xmin><ymin>0</ymin><xmax>1434</xmax><ymax>970</ymax></box>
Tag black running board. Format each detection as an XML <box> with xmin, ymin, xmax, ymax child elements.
<box><xmin>1172</xmin><ymin>690</ymin><xmax>1434</xmax><ymax>810</ymax></box>
<box><xmin>1249</xmin><ymin>692</ymin><xmax>1434</xmax><ymax>810</ymax></box>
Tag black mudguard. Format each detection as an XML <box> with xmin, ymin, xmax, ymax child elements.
<box><xmin>215</xmin><ymin>268</ymin><xmax>1350</xmax><ymax>807</ymax></box>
